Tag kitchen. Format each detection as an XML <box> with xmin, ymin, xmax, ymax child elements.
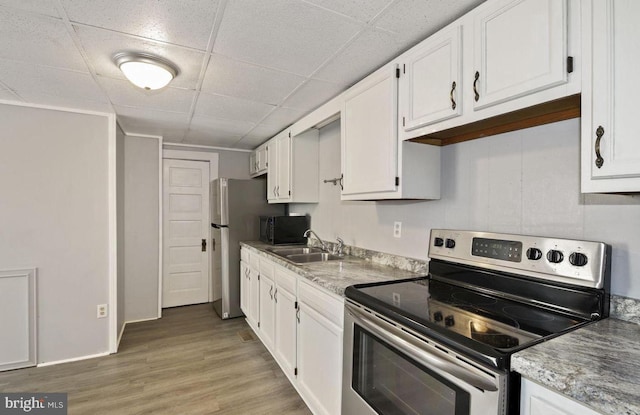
<box><xmin>1</xmin><ymin>0</ymin><xmax>640</xmax><ymax>414</ymax></box>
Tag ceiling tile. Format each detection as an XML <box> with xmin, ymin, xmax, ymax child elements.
<box><xmin>74</xmin><ymin>25</ymin><xmax>205</xmax><ymax>90</ymax></box>
<box><xmin>201</xmin><ymin>54</ymin><xmax>305</xmax><ymax>106</ymax></box>
<box><xmin>19</xmin><ymin>93</ymin><xmax>112</xmax><ymax>112</ymax></box>
<box><xmin>375</xmin><ymin>0</ymin><xmax>484</xmax><ymax>44</ymax></box>
<box><xmin>194</xmin><ymin>92</ymin><xmax>275</xmax><ymax>124</ymax></box>
<box><xmin>302</xmin><ymin>0</ymin><xmax>392</xmax><ymax>23</ymax></box>
<box><xmin>314</xmin><ymin>28</ymin><xmax>404</xmax><ymax>86</ymax></box>
<box><xmin>98</xmin><ymin>75</ymin><xmax>195</xmax><ymax>113</ymax></box>
<box><xmin>190</xmin><ymin>116</ymin><xmax>256</xmax><ymax>139</ymax></box>
<box><xmin>213</xmin><ymin>0</ymin><xmax>362</xmax><ymax>76</ymax></box>
<box><xmin>260</xmin><ymin>107</ymin><xmax>307</xmax><ymax>129</ymax></box>
<box><xmin>60</xmin><ymin>0</ymin><xmax>219</xmax><ymax>50</ymax></box>
<box><xmin>0</xmin><ymin>1</ymin><xmax>60</xmax><ymax>18</ymax></box>
<box><xmin>114</xmin><ymin>105</ymin><xmax>190</xmax><ymax>137</ymax></box>
<box><xmin>0</xmin><ymin>59</ymin><xmax>108</xmax><ymax>103</ymax></box>
<box><xmin>0</xmin><ymin>8</ymin><xmax>88</xmax><ymax>71</ymax></box>
<box><xmin>0</xmin><ymin>83</ymin><xmax>20</xmax><ymax>100</ymax></box>
<box><xmin>281</xmin><ymin>79</ymin><xmax>344</xmax><ymax>112</ymax></box>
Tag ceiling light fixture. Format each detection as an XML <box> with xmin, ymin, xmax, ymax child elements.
<box><xmin>113</xmin><ymin>52</ymin><xmax>178</xmax><ymax>90</ymax></box>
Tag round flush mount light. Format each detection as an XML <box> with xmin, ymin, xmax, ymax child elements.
<box><xmin>113</xmin><ymin>52</ymin><xmax>178</xmax><ymax>90</ymax></box>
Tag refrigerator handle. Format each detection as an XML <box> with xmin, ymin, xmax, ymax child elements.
<box><xmin>212</xmin><ymin>237</ymin><xmax>215</xmax><ymax>251</ymax></box>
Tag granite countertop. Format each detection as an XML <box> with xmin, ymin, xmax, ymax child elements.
<box><xmin>240</xmin><ymin>241</ymin><xmax>425</xmax><ymax>297</ymax></box>
<box><xmin>512</xmin><ymin>317</ymin><xmax>640</xmax><ymax>415</ymax></box>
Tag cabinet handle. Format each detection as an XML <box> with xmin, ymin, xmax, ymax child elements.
<box><xmin>274</xmin><ymin>288</ymin><xmax>278</xmax><ymax>303</ymax></box>
<box><xmin>276</xmin><ymin>185</ymin><xmax>280</xmax><ymax>197</ymax></box>
<box><xmin>595</xmin><ymin>126</ymin><xmax>605</xmax><ymax>169</ymax></box>
<box><xmin>273</xmin><ymin>186</ymin><xmax>277</xmax><ymax>197</ymax></box>
<box><xmin>269</xmin><ymin>285</ymin><xmax>273</xmax><ymax>299</ymax></box>
<box><xmin>296</xmin><ymin>307</ymin><xmax>300</xmax><ymax>323</ymax></box>
<box><xmin>473</xmin><ymin>71</ymin><xmax>480</xmax><ymax>102</ymax></box>
<box><xmin>450</xmin><ymin>81</ymin><xmax>457</xmax><ymax>110</ymax></box>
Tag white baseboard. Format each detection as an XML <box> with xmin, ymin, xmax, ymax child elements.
<box><xmin>37</xmin><ymin>352</ymin><xmax>110</xmax><ymax>367</ymax></box>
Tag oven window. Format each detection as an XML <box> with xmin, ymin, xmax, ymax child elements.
<box><xmin>352</xmin><ymin>326</ymin><xmax>470</xmax><ymax>415</ymax></box>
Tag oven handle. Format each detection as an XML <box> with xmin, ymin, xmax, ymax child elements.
<box><xmin>346</xmin><ymin>303</ymin><xmax>499</xmax><ymax>392</ymax></box>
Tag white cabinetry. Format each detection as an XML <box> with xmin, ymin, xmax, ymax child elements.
<box><xmin>266</xmin><ymin>129</ymin><xmax>319</xmax><ymax>203</ymax></box>
<box><xmin>342</xmin><ymin>63</ymin><xmax>441</xmax><ymax>200</ymax></box>
<box><xmin>472</xmin><ymin>0</ymin><xmax>569</xmax><ymax>110</ymax></box>
<box><xmin>581</xmin><ymin>0</ymin><xmax>640</xmax><ymax>192</ymax></box>
<box><xmin>258</xmin><ymin>259</ymin><xmax>276</xmax><ymax>351</ymax></box>
<box><xmin>249</xmin><ymin>143</ymin><xmax>267</xmax><ymax>177</ymax></box>
<box><xmin>241</xmin><ymin>250</ymin><xmax>344</xmax><ymax>414</ymax></box>
<box><xmin>246</xmin><ymin>252</ymin><xmax>260</xmax><ymax>330</ymax></box>
<box><xmin>521</xmin><ymin>378</ymin><xmax>602</xmax><ymax>415</ymax></box>
<box><xmin>296</xmin><ymin>280</ymin><xmax>343</xmax><ymax>415</ymax></box>
<box><xmin>400</xmin><ymin>25</ymin><xmax>463</xmax><ymax>131</ymax></box>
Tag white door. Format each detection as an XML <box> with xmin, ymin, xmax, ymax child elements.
<box><xmin>472</xmin><ymin>0</ymin><xmax>568</xmax><ymax>110</ymax></box>
<box><xmin>162</xmin><ymin>159</ymin><xmax>210</xmax><ymax>308</ymax></box>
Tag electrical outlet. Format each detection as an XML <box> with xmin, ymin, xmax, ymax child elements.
<box><xmin>393</xmin><ymin>221</ymin><xmax>402</xmax><ymax>238</ymax></box>
<box><xmin>97</xmin><ymin>304</ymin><xmax>108</xmax><ymax>319</ymax></box>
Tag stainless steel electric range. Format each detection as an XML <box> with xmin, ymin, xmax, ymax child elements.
<box><xmin>342</xmin><ymin>230</ymin><xmax>611</xmax><ymax>415</ymax></box>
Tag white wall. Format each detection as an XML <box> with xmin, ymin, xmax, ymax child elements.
<box><xmin>290</xmin><ymin>119</ymin><xmax>640</xmax><ymax>299</ymax></box>
<box><xmin>0</xmin><ymin>103</ymin><xmax>111</xmax><ymax>363</ymax></box>
<box><xmin>218</xmin><ymin>150</ymin><xmax>251</xmax><ymax>179</ymax></box>
<box><xmin>124</xmin><ymin>135</ymin><xmax>160</xmax><ymax>322</ymax></box>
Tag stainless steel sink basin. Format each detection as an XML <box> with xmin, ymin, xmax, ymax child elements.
<box><xmin>267</xmin><ymin>247</ymin><xmax>323</xmax><ymax>256</ymax></box>
<box><xmin>285</xmin><ymin>253</ymin><xmax>342</xmax><ymax>264</ymax></box>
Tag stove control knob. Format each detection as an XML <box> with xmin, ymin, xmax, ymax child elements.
<box><xmin>444</xmin><ymin>315</ymin><xmax>455</xmax><ymax>327</ymax></box>
<box><xmin>433</xmin><ymin>311</ymin><xmax>443</xmax><ymax>322</ymax></box>
<box><xmin>434</xmin><ymin>237</ymin><xmax>444</xmax><ymax>247</ymax></box>
<box><xmin>546</xmin><ymin>249</ymin><xmax>564</xmax><ymax>264</ymax></box>
<box><xmin>569</xmin><ymin>252</ymin><xmax>588</xmax><ymax>267</ymax></box>
<box><xmin>445</xmin><ymin>239</ymin><xmax>456</xmax><ymax>249</ymax></box>
<box><xmin>526</xmin><ymin>248</ymin><xmax>542</xmax><ymax>260</ymax></box>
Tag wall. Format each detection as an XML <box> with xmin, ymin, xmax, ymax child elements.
<box><xmin>0</xmin><ymin>103</ymin><xmax>111</xmax><ymax>363</ymax></box>
<box><xmin>163</xmin><ymin>146</ymin><xmax>249</xmax><ymax>180</ymax></box>
<box><xmin>124</xmin><ymin>135</ymin><xmax>160</xmax><ymax>322</ymax></box>
<box><xmin>218</xmin><ymin>150</ymin><xmax>251</xmax><ymax>180</ymax></box>
<box><xmin>116</xmin><ymin>124</ymin><xmax>125</xmax><ymax>339</ymax></box>
<box><xmin>290</xmin><ymin>119</ymin><xmax>640</xmax><ymax>299</ymax></box>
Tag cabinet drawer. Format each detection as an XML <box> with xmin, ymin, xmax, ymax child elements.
<box><xmin>275</xmin><ymin>267</ymin><xmax>297</xmax><ymax>294</ymax></box>
<box><xmin>298</xmin><ymin>280</ymin><xmax>343</xmax><ymax>328</ymax></box>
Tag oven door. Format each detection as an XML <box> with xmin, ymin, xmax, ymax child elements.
<box><xmin>342</xmin><ymin>302</ymin><xmax>507</xmax><ymax>415</ymax></box>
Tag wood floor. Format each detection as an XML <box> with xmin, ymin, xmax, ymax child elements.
<box><xmin>0</xmin><ymin>304</ymin><xmax>312</xmax><ymax>415</ymax></box>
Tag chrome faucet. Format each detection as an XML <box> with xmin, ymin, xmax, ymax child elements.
<box><xmin>334</xmin><ymin>237</ymin><xmax>345</xmax><ymax>257</ymax></box>
<box><xmin>303</xmin><ymin>229</ymin><xmax>328</xmax><ymax>252</ymax></box>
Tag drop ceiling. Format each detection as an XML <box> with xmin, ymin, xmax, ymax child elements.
<box><xmin>0</xmin><ymin>0</ymin><xmax>484</xmax><ymax>150</ymax></box>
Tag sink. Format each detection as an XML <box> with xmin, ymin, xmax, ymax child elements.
<box><xmin>267</xmin><ymin>247</ymin><xmax>323</xmax><ymax>257</ymax></box>
<box><xmin>285</xmin><ymin>253</ymin><xmax>342</xmax><ymax>264</ymax></box>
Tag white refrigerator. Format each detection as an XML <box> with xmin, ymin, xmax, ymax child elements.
<box><xmin>210</xmin><ymin>178</ymin><xmax>282</xmax><ymax>319</ymax></box>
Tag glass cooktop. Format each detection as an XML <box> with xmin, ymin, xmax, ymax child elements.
<box><xmin>349</xmin><ymin>277</ymin><xmax>585</xmax><ymax>352</ymax></box>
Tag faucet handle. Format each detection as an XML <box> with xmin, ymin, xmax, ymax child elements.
<box><xmin>334</xmin><ymin>237</ymin><xmax>345</xmax><ymax>256</ymax></box>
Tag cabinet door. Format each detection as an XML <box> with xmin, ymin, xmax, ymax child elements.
<box><xmin>266</xmin><ymin>139</ymin><xmax>277</xmax><ymax>201</ymax></box>
<box><xmin>582</xmin><ymin>0</ymin><xmax>640</xmax><ymax>192</ymax></box>
<box><xmin>248</xmin><ymin>266</ymin><xmax>260</xmax><ymax>328</ymax></box>
<box><xmin>249</xmin><ymin>151</ymin><xmax>258</xmax><ymax>176</ymax></box>
<box><xmin>240</xmin><ymin>261</ymin><xmax>248</xmax><ymax>315</ymax></box>
<box><xmin>473</xmin><ymin>0</ymin><xmax>568</xmax><ymax>110</ymax></box>
<box><xmin>297</xmin><ymin>304</ymin><xmax>342</xmax><ymax>415</ymax></box>
<box><xmin>342</xmin><ymin>65</ymin><xmax>398</xmax><ymax>196</ymax></box>
<box><xmin>401</xmin><ymin>25</ymin><xmax>463</xmax><ymax>131</ymax></box>
<box><xmin>257</xmin><ymin>145</ymin><xmax>268</xmax><ymax>173</ymax></box>
<box><xmin>521</xmin><ymin>378</ymin><xmax>601</xmax><ymax>415</ymax></box>
<box><xmin>276</xmin><ymin>132</ymin><xmax>291</xmax><ymax>200</ymax></box>
<box><xmin>274</xmin><ymin>284</ymin><xmax>297</xmax><ymax>378</ymax></box>
<box><xmin>258</xmin><ymin>275</ymin><xmax>275</xmax><ymax>350</ymax></box>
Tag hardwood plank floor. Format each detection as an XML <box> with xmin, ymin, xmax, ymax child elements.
<box><xmin>0</xmin><ymin>304</ymin><xmax>312</xmax><ymax>415</ymax></box>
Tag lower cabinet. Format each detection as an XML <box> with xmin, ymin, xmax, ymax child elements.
<box><xmin>240</xmin><ymin>248</ymin><xmax>344</xmax><ymax>415</ymax></box>
<box><xmin>520</xmin><ymin>378</ymin><xmax>602</xmax><ymax>415</ymax></box>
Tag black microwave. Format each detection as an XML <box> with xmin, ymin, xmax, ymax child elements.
<box><xmin>260</xmin><ymin>215</ymin><xmax>309</xmax><ymax>245</ymax></box>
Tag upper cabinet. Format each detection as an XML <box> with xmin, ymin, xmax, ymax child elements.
<box><xmin>342</xmin><ymin>63</ymin><xmax>441</xmax><ymax>200</ymax></box>
<box><xmin>401</xmin><ymin>0</ymin><xmax>580</xmax><ymax>143</ymax></box>
<box><xmin>400</xmin><ymin>25</ymin><xmax>463</xmax><ymax>132</ymax></box>
<box><xmin>250</xmin><ymin>143</ymin><xmax>268</xmax><ymax>177</ymax></box>
<box><xmin>581</xmin><ymin>0</ymin><xmax>640</xmax><ymax>193</ymax></box>
<box><xmin>472</xmin><ymin>0</ymin><xmax>568</xmax><ymax>110</ymax></box>
<box><xmin>267</xmin><ymin>128</ymin><xmax>319</xmax><ymax>203</ymax></box>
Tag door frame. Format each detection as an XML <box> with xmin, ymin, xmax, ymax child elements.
<box><xmin>161</xmin><ymin>149</ymin><xmax>219</xmax><ymax>318</ymax></box>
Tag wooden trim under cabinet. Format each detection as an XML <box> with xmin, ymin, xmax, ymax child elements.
<box><xmin>410</xmin><ymin>94</ymin><xmax>580</xmax><ymax>146</ymax></box>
